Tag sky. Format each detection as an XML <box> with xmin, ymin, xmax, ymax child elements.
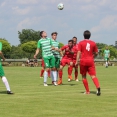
<box><xmin>0</xmin><ymin>0</ymin><xmax>117</xmax><ymax>46</ymax></box>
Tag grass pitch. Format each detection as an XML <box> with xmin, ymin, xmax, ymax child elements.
<box><xmin>0</xmin><ymin>66</ymin><xmax>117</xmax><ymax>117</ymax></box>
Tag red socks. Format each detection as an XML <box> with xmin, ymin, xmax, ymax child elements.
<box><xmin>48</xmin><ymin>70</ymin><xmax>50</xmax><ymax>78</ymax></box>
<box><xmin>82</xmin><ymin>79</ymin><xmax>90</xmax><ymax>92</ymax></box>
<box><xmin>92</xmin><ymin>77</ymin><xmax>100</xmax><ymax>88</ymax></box>
<box><xmin>59</xmin><ymin>70</ymin><xmax>63</xmax><ymax>80</ymax></box>
<box><xmin>68</xmin><ymin>66</ymin><xmax>73</xmax><ymax>76</ymax></box>
<box><xmin>40</xmin><ymin>69</ymin><xmax>44</xmax><ymax>77</ymax></box>
<box><xmin>75</xmin><ymin>71</ymin><xmax>78</xmax><ymax>79</ymax></box>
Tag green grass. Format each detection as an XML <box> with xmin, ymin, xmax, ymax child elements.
<box><xmin>0</xmin><ymin>66</ymin><xmax>117</xmax><ymax>117</ymax></box>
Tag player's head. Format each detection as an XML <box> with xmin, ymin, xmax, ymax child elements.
<box><xmin>51</xmin><ymin>32</ymin><xmax>58</xmax><ymax>40</ymax></box>
<box><xmin>68</xmin><ymin>40</ymin><xmax>73</xmax><ymax>47</ymax></box>
<box><xmin>84</xmin><ymin>30</ymin><xmax>91</xmax><ymax>39</ymax></box>
<box><xmin>72</xmin><ymin>36</ymin><xmax>77</xmax><ymax>45</ymax></box>
<box><xmin>106</xmin><ymin>46</ymin><xmax>109</xmax><ymax>50</ymax></box>
<box><xmin>40</xmin><ymin>31</ymin><xmax>47</xmax><ymax>38</ymax></box>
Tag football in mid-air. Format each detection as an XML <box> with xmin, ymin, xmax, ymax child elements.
<box><xmin>57</xmin><ymin>3</ymin><xmax>64</xmax><ymax>10</ymax></box>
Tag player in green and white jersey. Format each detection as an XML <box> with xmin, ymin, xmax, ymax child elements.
<box><xmin>51</xmin><ymin>32</ymin><xmax>62</xmax><ymax>85</ymax></box>
<box><xmin>104</xmin><ymin>46</ymin><xmax>110</xmax><ymax>68</ymax></box>
<box><xmin>0</xmin><ymin>42</ymin><xmax>13</xmax><ymax>94</ymax></box>
<box><xmin>34</xmin><ymin>31</ymin><xmax>56</xmax><ymax>86</ymax></box>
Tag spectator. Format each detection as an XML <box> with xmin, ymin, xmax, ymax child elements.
<box><xmin>34</xmin><ymin>59</ymin><xmax>38</xmax><ymax>67</ymax></box>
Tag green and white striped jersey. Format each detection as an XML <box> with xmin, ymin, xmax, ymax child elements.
<box><xmin>104</xmin><ymin>49</ymin><xmax>110</xmax><ymax>58</ymax></box>
<box><xmin>0</xmin><ymin>42</ymin><xmax>2</xmax><ymax>63</ymax></box>
<box><xmin>51</xmin><ymin>39</ymin><xmax>60</xmax><ymax>58</ymax></box>
<box><xmin>37</xmin><ymin>38</ymin><xmax>54</xmax><ymax>58</ymax></box>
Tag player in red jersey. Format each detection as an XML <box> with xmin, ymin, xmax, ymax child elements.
<box><xmin>40</xmin><ymin>59</ymin><xmax>50</xmax><ymax>78</ymax></box>
<box><xmin>76</xmin><ymin>30</ymin><xmax>101</xmax><ymax>96</ymax></box>
<box><xmin>68</xmin><ymin>37</ymin><xmax>79</xmax><ymax>81</ymax></box>
<box><xmin>58</xmin><ymin>40</ymin><xmax>74</xmax><ymax>85</ymax></box>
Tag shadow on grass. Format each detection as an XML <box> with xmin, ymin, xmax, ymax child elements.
<box><xmin>39</xmin><ymin>83</ymin><xmax>77</xmax><ymax>86</ymax></box>
<box><xmin>80</xmin><ymin>91</ymin><xmax>96</xmax><ymax>95</ymax></box>
<box><xmin>62</xmin><ymin>83</ymin><xmax>77</xmax><ymax>86</ymax></box>
<box><xmin>0</xmin><ymin>91</ymin><xmax>7</xmax><ymax>94</ymax></box>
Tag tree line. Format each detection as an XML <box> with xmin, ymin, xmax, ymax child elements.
<box><xmin>0</xmin><ymin>29</ymin><xmax>117</xmax><ymax>59</ymax></box>
<box><xmin>0</xmin><ymin>29</ymin><xmax>64</xmax><ymax>59</ymax></box>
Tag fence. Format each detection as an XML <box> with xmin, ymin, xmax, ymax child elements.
<box><xmin>1</xmin><ymin>59</ymin><xmax>117</xmax><ymax>66</ymax></box>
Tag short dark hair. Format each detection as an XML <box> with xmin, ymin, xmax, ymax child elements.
<box><xmin>72</xmin><ymin>36</ymin><xmax>77</xmax><ymax>40</ymax></box>
<box><xmin>68</xmin><ymin>39</ymin><xmax>73</xmax><ymax>43</ymax></box>
<box><xmin>51</xmin><ymin>32</ymin><xmax>58</xmax><ymax>36</ymax></box>
<box><xmin>83</xmin><ymin>30</ymin><xmax>91</xmax><ymax>39</ymax></box>
<box><xmin>40</xmin><ymin>31</ymin><xmax>44</xmax><ymax>37</ymax></box>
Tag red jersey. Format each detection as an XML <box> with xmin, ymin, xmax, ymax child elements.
<box><xmin>73</xmin><ymin>44</ymin><xmax>78</xmax><ymax>60</ymax></box>
<box><xmin>78</xmin><ymin>39</ymin><xmax>98</xmax><ymax>62</ymax></box>
<box><xmin>61</xmin><ymin>45</ymin><xmax>74</xmax><ymax>60</ymax></box>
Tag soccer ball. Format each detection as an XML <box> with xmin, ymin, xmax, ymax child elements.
<box><xmin>57</xmin><ymin>3</ymin><xmax>64</xmax><ymax>10</ymax></box>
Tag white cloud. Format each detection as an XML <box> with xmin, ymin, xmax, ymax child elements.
<box><xmin>91</xmin><ymin>15</ymin><xmax>117</xmax><ymax>33</ymax></box>
<box><xmin>17</xmin><ymin>16</ymin><xmax>43</xmax><ymax>30</ymax></box>
<box><xmin>12</xmin><ymin>6</ymin><xmax>31</xmax><ymax>15</ymax></box>
<box><xmin>80</xmin><ymin>4</ymin><xmax>98</xmax><ymax>11</ymax></box>
<box><xmin>17</xmin><ymin>0</ymin><xmax>39</xmax><ymax>4</ymax></box>
<box><xmin>1</xmin><ymin>0</ymin><xmax>117</xmax><ymax>45</ymax></box>
<box><xmin>0</xmin><ymin>2</ymin><xmax>6</xmax><ymax>7</ymax></box>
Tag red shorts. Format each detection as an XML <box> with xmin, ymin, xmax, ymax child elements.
<box><xmin>41</xmin><ymin>59</ymin><xmax>45</xmax><ymax>67</ymax></box>
<box><xmin>80</xmin><ymin>61</ymin><xmax>96</xmax><ymax>76</ymax></box>
<box><xmin>60</xmin><ymin>58</ymin><xmax>72</xmax><ymax>67</ymax></box>
<box><xmin>72</xmin><ymin>60</ymin><xmax>78</xmax><ymax>68</ymax></box>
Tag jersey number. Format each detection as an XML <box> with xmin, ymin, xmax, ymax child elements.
<box><xmin>86</xmin><ymin>43</ymin><xmax>90</xmax><ymax>51</ymax></box>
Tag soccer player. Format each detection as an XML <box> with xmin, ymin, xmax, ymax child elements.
<box><xmin>76</xmin><ymin>30</ymin><xmax>101</xmax><ymax>96</ymax></box>
<box><xmin>68</xmin><ymin>37</ymin><xmax>79</xmax><ymax>81</ymax></box>
<box><xmin>51</xmin><ymin>32</ymin><xmax>62</xmax><ymax>85</ymax></box>
<box><xmin>40</xmin><ymin>59</ymin><xmax>50</xmax><ymax>78</ymax></box>
<box><xmin>104</xmin><ymin>46</ymin><xmax>110</xmax><ymax>68</ymax></box>
<box><xmin>58</xmin><ymin>40</ymin><xmax>74</xmax><ymax>85</ymax></box>
<box><xmin>34</xmin><ymin>31</ymin><xmax>56</xmax><ymax>86</ymax></box>
<box><xmin>0</xmin><ymin>42</ymin><xmax>13</xmax><ymax>94</ymax></box>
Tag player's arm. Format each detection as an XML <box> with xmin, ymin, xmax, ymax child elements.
<box><xmin>108</xmin><ymin>50</ymin><xmax>110</xmax><ymax>58</ymax></box>
<box><xmin>93</xmin><ymin>43</ymin><xmax>98</xmax><ymax>58</ymax></box>
<box><xmin>58</xmin><ymin>48</ymin><xmax>63</xmax><ymax>57</ymax></box>
<box><xmin>34</xmin><ymin>48</ymin><xmax>40</xmax><ymax>59</ymax></box>
<box><xmin>75</xmin><ymin>43</ymin><xmax>81</xmax><ymax>65</ymax></box>
<box><xmin>75</xmin><ymin>51</ymin><xmax>81</xmax><ymax>66</ymax></box>
<box><xmin>0</xmin><ymin>51</ymin><xmax>5</xmax><ymax>62</ymax></box>
<box><xmin>103</xmin><ymin>50</ymin><xmax>106</xmax><ymax>58</ymax></box>
<box><xmin>58</xmin><ymin>44</ymin><xmax>64</xmax><ymax>57</ymax></box>
<box><xmin>0</xmin><ymin>43</ymin><xmax>5</xmax><ymax>61</ymax></box>
<box><xmin>68</xmin><ymin>50</ymin><xmax>74</xmax><ymax>54</ymax></box>
<box><xmin>34</xmin><ymin>41</ymin><xmax>40</xmax><ymax>59</ymax></box>
<box><xmin>93</xmin><ymin>52</ymin><xmax>98</xmax><ymax>58</ymax></box>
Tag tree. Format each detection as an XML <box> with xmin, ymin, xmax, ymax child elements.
<box><xmin>18</xmin><ymin>29</ymin><xmax>40</xmax><ymax>44</ymax></box>
<box><xmin>21</xmin><ymin>41</ymin><xmax>37</xmax><ymax>58</ymax></box>
<box><xmin>9</xmin><ymin>45</ymin><xmax>30</xmax><ymax>59</ymax></box>
<box><xmin>59</xmin><ymin>42</ymin><xmax>64</xmax><ymax>48</ymax></box>
<box><xmin>0</xmin><ymin>38</ymin><xmax>11</xmax><ymax>58</ymax></box>
<box><xmin>96</xmin><ymin>43</ymin><xmax>107</xmax><ymax>49</ymax></box>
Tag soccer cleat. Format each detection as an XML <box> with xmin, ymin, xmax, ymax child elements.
<box><xmin>54</xmin><ymin>82</ymin><xmax>58</xmax><ymax>86</ymax></box>
<box><xmin>75</xmin><ymin>79</ymin><xmax>79</xmax><ymax>82</ymax></box>
<box><xmin>7</xmin><ymin>91</ymin><xmax>14</xmax><ymax>94</ymax></box>
<box><xmin>84</xmin><ymin>92</ymin><xmax>90</xmax><ymax>94</ymax></box>
<box><xmin>68</xmin><ymin>75</ymin><xmax>72</xmax><ymax>80</ymax></box>
<box><xmin>57</xmin><ymin>80</ymin><xmax>62</xmax><ymax>85</ymax></box>
<box><xmin>96</xmin><ymin>88</ymin><xmax>101</xmax><ymax>96</ymax></box>
<box><xmin>44</xmin><ymin>83</ymin><xmax>48</xmax><ymax>86</ymax></box>
<box><xmin>68</xmin><ymin>79</ymin><xmax>71</xmax><ymax>82</ymax></box>
<box><xmin>52</xmin><ymin>81</ymin><xmax>54</xmax><ymax>84</ymax></box>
